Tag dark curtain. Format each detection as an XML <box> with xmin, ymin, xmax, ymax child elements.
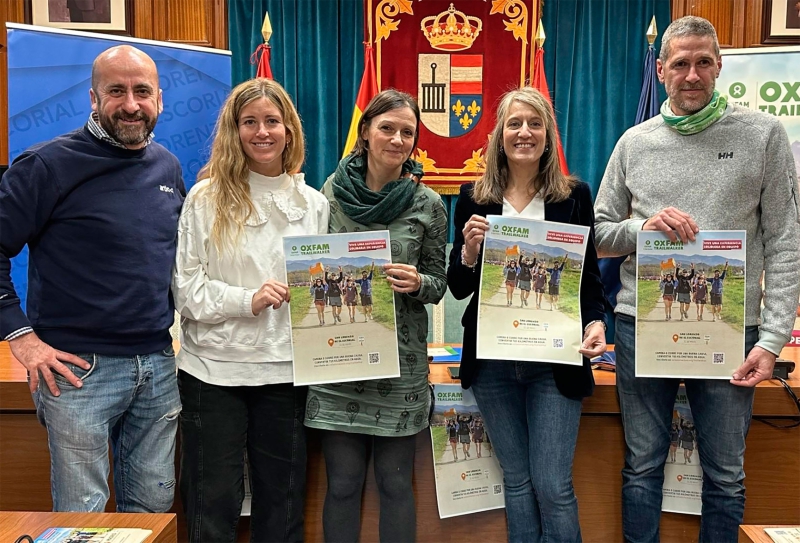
<box><xmin>543</xmin><ymin>0</ymin><xmax>671</xmax><ymax>195</ymax></box>
<box><xmin>228</xmin><ymin>0</ymin><xmax>364</xmax><ymax>189</ymax></box>
<box><xmin>228</xmin><ymin>1</ymin><xmax>670</xmax><ymax>234</ymax></box>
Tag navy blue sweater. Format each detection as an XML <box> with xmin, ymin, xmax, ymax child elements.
<box><xmin>0</xmin><ymin>126</ymin><xmax>185</xmax><ymax>355</ymax></box>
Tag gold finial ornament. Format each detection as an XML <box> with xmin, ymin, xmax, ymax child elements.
<box><xmin>535</xmin><ymin>21</ymin><xmax>546</xmax><ymax>48</ymax></box>
<box><xmin>646</xmin><ymin>16</ymin><xmax>657</xmax><ymax>46</ymax></box>
<box><xmin>421</xmin><ymin>3</ymin><xmax>483</xmax><ymax>51</ymax></box>
<box><xmin>261</xmin><ymin>12</ymin><xmax>273</xmax><ymax>44</ymax></box>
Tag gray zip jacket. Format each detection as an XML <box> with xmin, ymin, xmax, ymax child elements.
<box><xmin>594</xmin><ymin>104</ymin><xmax>800</xmax><ymax>356</ymax></box>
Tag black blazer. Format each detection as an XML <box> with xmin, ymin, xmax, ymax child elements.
<box><xmin>446</xmin><ymin>182</ymin><xmax>606</xmax><ymax>400</ymax></box>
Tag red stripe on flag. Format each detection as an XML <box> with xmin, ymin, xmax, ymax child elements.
<box><xmin>532</xmin><ymin>47</ymin><xmax>569</xmax><ymax>174</ymax></box>
<box><xmin>355</xmin><ymin>45</ymin><xmax>378</xmax><ymax>110</ymax></box>
<box><xmin>451</xmin><ymin>55</ymin><xmax>482</xmax><ymax>68</ymax></box>
<box><xmin>451</xmin><ymin>81</ymin><xmax>482</xmax><ymax>95</ymax></box>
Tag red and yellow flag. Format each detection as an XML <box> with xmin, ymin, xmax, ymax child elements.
<box><xmin>342</xmin><ymin>43</ymin><xmax>378</xmax><ymax>157</ymax></box>
<box><xmin>531</xmin><ymin>44</ymin><xmax>568</xmax><ymax>174</ymax></box>
<box><xmin>505</xmin><ymin>245</ymin><xmax>520</xmax><ymax>256</ymax></box>
<box><xmin>309</xmin><ymin>263</ymin><xmax>324</xmax><ymax>275</ymax></box>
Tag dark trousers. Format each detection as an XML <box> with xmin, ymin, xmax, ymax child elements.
<box><xmin>178</xmin><ymin>371</ymin><xmax>308</xmax><ymax>543</ymax></box>
<box><xmin>320</xmin><ymin>430</ymin><xmax>417</xmax><ymax>543</ymax></box>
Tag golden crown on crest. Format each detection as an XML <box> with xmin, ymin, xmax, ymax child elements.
<box><xmin>420</xmin><ymin>3</ymin><xmax>482</xmax><ymax>51</ymax></box>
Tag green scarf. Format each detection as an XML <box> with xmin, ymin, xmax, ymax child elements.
<box><xmin>331</xmin><ymin>154</ymin><xmax>424</xmax><ymax>225</ymax></box>
<box><xmin>660</xmin><ymin>90</ymin><xmax>728</xmax><ymax>135</ymax></box>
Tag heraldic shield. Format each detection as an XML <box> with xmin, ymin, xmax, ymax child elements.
<box><xmin>372</xmin><ymin>0</ymin><xmax>538</xmax><ymax>194</ymax></box>
<box><xmin>418</xmin><ymin>54</ymin><xmax>483</xmax><ymax>137</ymax></box>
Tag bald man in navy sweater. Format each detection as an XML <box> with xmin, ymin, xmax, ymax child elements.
<box><xmin>0</xmin><ymin>45</ymin><xmax>185</xmax><ymax>513</ymax></box>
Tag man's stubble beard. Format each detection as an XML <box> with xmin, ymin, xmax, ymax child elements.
<box><xmin>96</xmin><ymin>99</ymin><xmax>157</xmax><ymax>146</ymax></box>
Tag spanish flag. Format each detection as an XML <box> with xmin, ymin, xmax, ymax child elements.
<box><xmin>342</xmin><ymin>43</ymin><xmax>378</xmax><ymax>157</ymax></box>
<box><xmin>531</xmin><ymin>32</ymin><xmax>569</xmax><ymax>174</ymax></box>
<box><xmin>505</xmin><ymin>245</ymin><xmax>520</xmax><ymax>256</ymax></box>
<box><xmin>660</xmin><ymin>258</ymin><xmax>676</xmax><ymax>270</ymax></box>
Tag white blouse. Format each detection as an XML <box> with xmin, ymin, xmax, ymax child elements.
<box><xmin>172</xmin><ymin>171</ymin><xmax>330</xmax><ymax>386</ymax></box>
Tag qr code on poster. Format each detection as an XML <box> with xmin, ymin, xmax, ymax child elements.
<box><xmin>493</xmin><ymin>484</ymin><xmax>503</xmax><ymax>495</ymax></box>
<box><xmin>553</xmin><ymin>338</ymin><xmax>564</xmax><ymax>349</ymax></box>
<box><xmin>368</xmin><ymin>352</ymin><xmax>380</xmax><ymax>365</ymax></box>
<box><xmin>712</xmin><ymin>352</ymin><xmax>725</xmax><ymax>364</ymax></box>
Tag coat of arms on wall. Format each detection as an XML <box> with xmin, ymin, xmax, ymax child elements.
<box><xmin>371</xmin><ymin>0</ymin><xmax>540</xmax><ymax>194</ymax></box>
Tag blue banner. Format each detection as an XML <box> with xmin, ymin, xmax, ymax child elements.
<box><xmin>6</xmin><ymin>24</ymin><xmax>231</xmax><ymax>312</ymax></box>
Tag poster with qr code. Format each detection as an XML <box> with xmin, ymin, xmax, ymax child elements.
<box><xmin>430</xmin><ymin>384</ymin><xmax>505</xmax><ymax>518</ymax></box>
<box><xmin>476</xmin><ymin>216</ymin><xmax>589</xmax><ymax>365</ymax></box>
<box><xmin>284</xmin><ymin>231</ymin><xmax>399</xmax><ymax>386</ymax></box>
<box><xmin>661</xmin><ymin>385</ymin><xmax>702</xmax><ymax>515</ymax></box>
<box><xmin>635</xmin><ymin>231</ymin><xmax>746</xmax><ymax>378</ymax></box>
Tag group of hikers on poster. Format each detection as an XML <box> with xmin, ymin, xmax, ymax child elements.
<box><xmin>502</xmin><ymin>250</ymin><xmax>568</xmax><ymax>310</ymax></box>
<box><xmin>659</xmin><ymin>261</ymin><xmax>728</xmax><ymax>322</ymax></box>
<box><xmin>309</xmin><ymin>262</ymin><xmax>375</xmax><ymax>326</ymax></box>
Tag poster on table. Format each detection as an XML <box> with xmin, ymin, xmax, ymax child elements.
<box><xmin>661</xmin><ymin>385</ymin><xmax>702</xmax><ymax>515</ymax></box>
<box><xmin>763</xmin><ymin>527</ymin><xmax>800</xmax><ymax>543</ymax></box>
<box><xmin>283</xmin><ymin>231</ymin><xmax>399</xmax><ymax>386</ymax></box>
<box><xmin>477</xmin><ymin>216</ymin><xmax>589</xmax><ymax>365</ymax></box>
<box><xmin>718</xmin><ymin>46</ymin><xmax>800</xmax><ymax>349</ymax></box>
<box><xmin>430</xmin><ymin>384</ymin><xmax>505</xmax><ymax>518</ymax></box>
<box><xmin>635</xmin><ymin>231</ymin><xmax>746</xmax><ymax>378</ymax></box>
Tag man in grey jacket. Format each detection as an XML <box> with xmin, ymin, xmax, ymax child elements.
<box><xmin>594</xmin><ymin>16</ymin><xmax>800</xmax><ymax>543</ymax></box>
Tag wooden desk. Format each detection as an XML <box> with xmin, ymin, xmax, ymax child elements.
<box><xmin>2</xmin><ymin>344</ymin><xmax>799</xmax><ymax>542</ymax></box>
<box><xmin>739</xmin><ymin>525</ymin><xmax>800</xmax><ymax>543</ymax></box>
<box><xmin>0</xmin><ymin>512</ymin><xmax>176</xmax><ymax>543</ymax></box>
<box><xmin>428</xmin><ymin>353</ymin><xmax>800</xmax><ymax>542</ymax></box>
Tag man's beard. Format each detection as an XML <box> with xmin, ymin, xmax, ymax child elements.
<box><xmin>97</xmin><ymin>106</ymin><xmax>157</xmax><ymax>146</ymax></box>
<box><xmin>669</xmin><ymin>82</ymin><xmax>715</xmax><ymax>115</ymax></box>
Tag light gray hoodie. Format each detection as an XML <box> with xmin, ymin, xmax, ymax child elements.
<box><xmin>594</xmin><ymin>104</ymin><xmax>800</xmax><ymax>356</ymax></box>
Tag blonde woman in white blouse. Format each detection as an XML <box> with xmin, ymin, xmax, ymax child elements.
<box><xmin>172</xmin><ymin>79</ymin><xmax>328</xmax><ymax>543</ymax></box>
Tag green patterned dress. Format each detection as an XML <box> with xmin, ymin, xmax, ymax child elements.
<box><xmin>304</xmin><ymin>176</ymin><xmax>447</xmax><ymax>437</ymax></box>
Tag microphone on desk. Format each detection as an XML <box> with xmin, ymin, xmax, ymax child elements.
<box><xmin>773</xmin><ymin>359</ymin><xmax>796</xmax><ymax>380</ymax></box>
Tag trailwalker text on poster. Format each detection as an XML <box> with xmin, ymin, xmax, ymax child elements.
<box><xmin>635</xmin><ymin>231</ymin><xmax>746</xmax><ymax>379</ymax></box>
<box><xmin>477</xmin><ymin>216</ymin><xmax>589</xmax><ymax>365</ymax></box>
<box><xmin>430</xmin><ymin>384</ymin><xmax>505</xmax><ymax>518</ymax></box>
<box><xmin>284</xmin><ymin>232</ymin><xmax>400</xmax><ymax>386</ymax></box>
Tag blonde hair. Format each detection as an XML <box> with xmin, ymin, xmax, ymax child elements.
<box><xmin>198</xmin><ymin>78</ymin><xmax>305</xmax><ymax>254</ymax></box>
<box><xmin>473</xmin><ymin>86</ymin><xmax>576</xmax><ymax>205</ymax></box>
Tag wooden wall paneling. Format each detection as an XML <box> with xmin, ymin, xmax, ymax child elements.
<box><xmin>151</xmin><ymin>0</ymin><xmax>217</xmax><ymax>49</ymax></box>
<box><xmin>671</xmin><ymin>0</ymin><xmax>745</xmax><ymax>49</ymax></box>
<box><xmin>133</xmin><ymin>0</ymin><xmax>155</xmax><ymax>41</ymax></box>
<box><xmin>0</xmin><ymin>414</ymin><xmax>53</xmax><ymax>511</ymax></box>
<box><xmin>1</xmin><ymin>0</ymin><xmax>25</xmax><ymax>166</ymax></box>
<box><xmin>132</xmin><ymin>0</ymin><xmax>226</xmax><ymax>50</ymax></box>
<box><xmin>671</xmin><ymin>0</ymin><xmax>781</xmax><ymax>48</ymax></box>
<box><xmin>743</xmin><ymin>0</ymin><xmax>766</xmax><ymax>48</ymax></box>
<box><xmin>213</xmin><ymin>0</ymin><xmax>227</xmax><ymax>50</ymax></box>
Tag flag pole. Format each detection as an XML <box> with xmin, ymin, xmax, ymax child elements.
<box><xmin>250</xmin><ymin>11</ymin><xmax>274</xmax><ymax>79</ymax></box>
<box><xmin>262</xmin><ymin>11</ymin><xmax>273</xmax><ymax>44</ymax></box>
<box><xmin>646</xmin><ymin>15</ymin><xmax>657</xmax><ymax>46</ymax></box>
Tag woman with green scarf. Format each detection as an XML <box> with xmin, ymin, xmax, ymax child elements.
<box><xmin>305</xmin><ymin>89</ymin><xmax>447</xmax><ymax>542</ymax></box>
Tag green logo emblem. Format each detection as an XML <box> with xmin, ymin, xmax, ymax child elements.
<box><xmin>729</xmin><ymin>82</ymin><xmax>746</xmax><ymax>99</ymax></box>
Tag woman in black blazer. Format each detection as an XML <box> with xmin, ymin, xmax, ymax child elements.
<box><xmin>446</xmin><ymin>87</ymin><xmax>606</xmax><ymax>543</ymax></box>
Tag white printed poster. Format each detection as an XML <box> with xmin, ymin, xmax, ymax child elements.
<box><xmin>430</xmin><ymin>384</ymin><xmax>505</xmax><ymax>518</ymax></box>
<box><xmin>635</xmin><ymin>231</ymin><xmax>746</xmax><ymax>378</ymax></box>
<box><xmin>283</xmin><ymin>232</ymin><xmax>400</xmax><ymax>386</ymax></box>
<box><xmin>662</xmin><ymin>386</ymin><xmax>702</xmax><ymax>515</ymax></box>
<box><xmin>477</xmin><ymin>216</ymin><xmax>589</xmax><ymax>365</ymax></box>
<box><xmin>719</xmin><ymin>46</ymin><xmax>800</xmax><ymax>350</ymax></box>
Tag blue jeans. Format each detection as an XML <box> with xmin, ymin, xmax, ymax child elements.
<box><xmin>615</xmin><ymin>314</ymin><xmax>758</xmax><ymax>543</ymax></box>
<box><xmin>471</xmin><ymin>361</ymin><xmax>583</xmax><ymax>543</ymax></box>
<box><xmin>34</xmin><ymin>347</ymin><xmax>181</xmax><ymax>512</ymax></box>
<box><xmin>178</xmin><ymin>371</ymin><xmax>308</xmax><ymax>543</ymax></box>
